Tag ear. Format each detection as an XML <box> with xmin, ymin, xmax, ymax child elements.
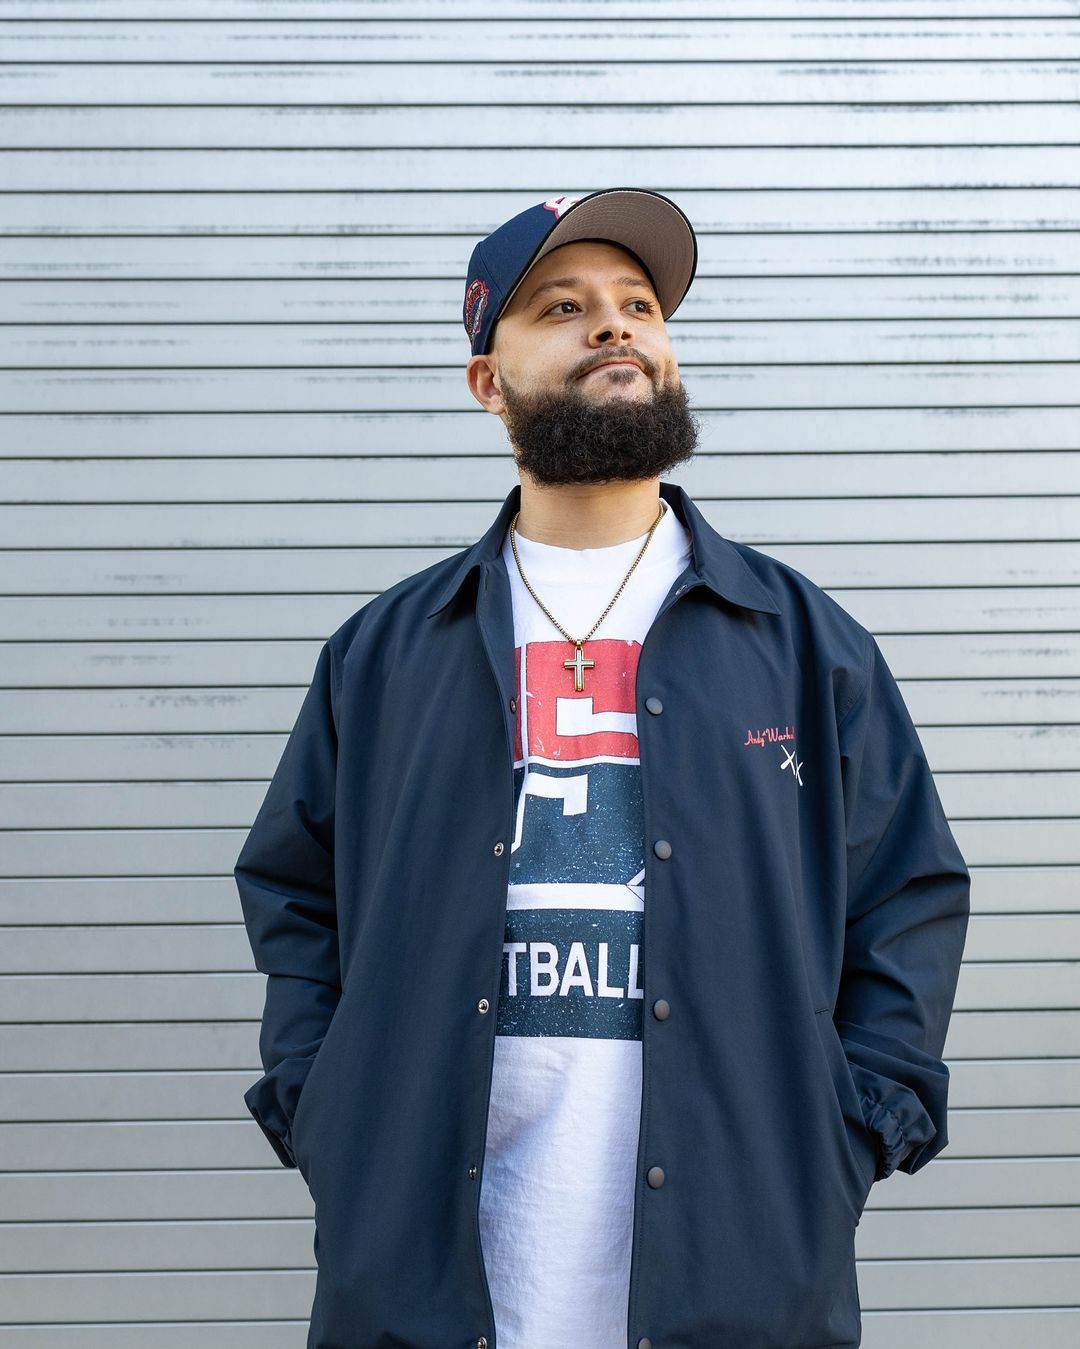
<box><xmin>466</xmin><ymin>353</ymin><xmax>506</xmax><ymax>415</ymax></box>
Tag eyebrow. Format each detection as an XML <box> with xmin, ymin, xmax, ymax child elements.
<box><xmin>520</xmin><ymin>274</ymin><xmax>656</xmax><ymax>311</ymax></box>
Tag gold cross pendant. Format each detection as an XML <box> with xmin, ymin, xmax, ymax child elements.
<box><xmin>563</xmin><ymin>642</ymin><xmax>595</xmax><ymax>692</ymax></box>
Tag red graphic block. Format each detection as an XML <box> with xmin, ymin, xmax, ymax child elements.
<box><xmin>515</xmin><ymin>639</ymin><xmax>641</xmax><ymax>762</ymax></box>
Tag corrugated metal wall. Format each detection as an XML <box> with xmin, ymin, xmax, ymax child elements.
<box><xmin>1</xmin><ymin>2</ymin><xmax>1078</xmax><ymax>1344</ymax></box>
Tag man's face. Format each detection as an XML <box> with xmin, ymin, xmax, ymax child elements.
<box><xmin>465</xmin><ymin>239</ymin><xmax>699</xmax><ymax>486</ymax></box>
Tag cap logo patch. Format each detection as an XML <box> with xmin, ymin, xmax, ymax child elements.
<box><xmin>542</xmin><ymin>194</ymin><xmax>583</xmax><ymax>220</ymax></box>
<box><xmin>464</xmin><ymin>277</ymin><xmax>490</xmax><ymax>341</ymax></box>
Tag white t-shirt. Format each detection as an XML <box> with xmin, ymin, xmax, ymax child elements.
<box><xmin>479</xmin><ymin>496</ymin><xmax>693</xmax><ymax>1348</ymax></box>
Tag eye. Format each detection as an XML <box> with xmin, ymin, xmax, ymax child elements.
<box><xmin>543</xmin><ymin>297</ymin><xmax>657</xmax><ymax>316</ymax></box>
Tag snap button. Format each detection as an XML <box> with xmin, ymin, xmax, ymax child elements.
<box><xmin>493</xmin><ymin>841</ymin><xmax>504</xmax><ymax>856</ymax></box>
<box><xmin>478</xmin><ymin>998</ymin><xmax>490</xmax><ymax>1014</ymax></box>
<box><xmin>509</xmin><ymin>698</ymin><xmax>516</xmax><ymax>713</ymax></box>
<box><xmin>638</xmin><ymin>1339</ymin><xmax>653</xmax><ymax>1349</ymax></box>
<box><xmin>645</xmin><ymin>696</ymin><xmax>663</xmax><ymax>715</ymax></box>
<box><xmin>653</xmin><ymin>839</ymin><xmax>672</xmax><ymax>860</ymax></box>
<box><xmin>652</xmin><ymin>998</ymin><xmax>670</xmax><ymax>1021</ymax></box>
<box><xmin>647</xmin><ymin>1166</ymin><xmax>665</xmax><ymax>1188</ymax></box>
<box><xmin>477</xmin><ymin>1339</ymin><xmax>488</xmax><ymax>1349</ymax></box>
<box><xmin>469</xmin><ymin>1165</ymin><xmax>477</xmax><ymax>1179</ymax></box>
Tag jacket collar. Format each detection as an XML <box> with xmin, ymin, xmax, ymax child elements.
<box><xmin>425</xmin><ymin>481</ymin><xmax>781</xmax><ymax>619</ymax></box>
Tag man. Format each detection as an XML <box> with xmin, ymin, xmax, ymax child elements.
<box><xmin>236</xmin><ymin>188</ymin><xmax>971</xmax><ymax>1349</ymax></box>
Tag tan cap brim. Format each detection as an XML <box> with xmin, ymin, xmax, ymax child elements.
<box><xmin>500</xmin><ymin>187</ymin><xmax>698</xmax><ymax>323</ymax></box>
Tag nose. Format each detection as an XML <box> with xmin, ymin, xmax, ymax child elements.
<box><xmin>589</xmin><ymin>301</ymin><xmax>636</xmax><ymax>348</ymax></box>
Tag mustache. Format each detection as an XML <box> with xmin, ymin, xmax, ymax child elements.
<box><xmin>575</xmin><ymin>348</ymin><xmax>656</xmax><ymax>380</ymax></box>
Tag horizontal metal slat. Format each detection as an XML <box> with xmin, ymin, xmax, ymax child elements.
<box><xmin>2</xmin><ymin>364</ymin><xmax>1074</xmax><ymax>414</ymax></box>
<box><xmin>5</xmin><ymin>187</ymin><xmax>1079</xmax><ymax>234</ymax></box>
<box><xmin>0</xmin><ymin>959</ymin><xmax>1073</xmax><ymax>1017</ymax></box>
<box><xmin>0</xmin><ymin>864</ymin><xmax>1074</xmax><ymax>925</ymax></box>
<box><xmin>5</xmin><ymin>101</ymin><xmax>1080</xmax><ymax>150</ymax></box>
<box><xmin>2</xmin><ymin>1203</ymin><xmax>1080</xmax><ymax>1272</ymax></box>
<box><xmin>1</xmin><ymin>498</ymin><xmax>1076</xmax><ymax>549</ymax></box>
<box><xmin>2</xmin><ymin>1111</ymin><xmax>1067</xmax><ymax>1176</ymax></box>
<box><xmin>4</xmin><ymin>275</ymin><xmax>1080</xmax><ymax>325</ymax></box>
<box><xmin>0</xmin><ymin>1009</ymin><xmax>1074</xmax><ymax>1071</ymax></box>
<box><xmin>5</xmin><ymin>541</ymin><xmax>1079</xmax><ymax>597</ymax></box>
<box><xmin>5</xmin><ymin>145</ymin><xmax>1080</xmax><ymax>192</ymax></box>
<box><xmin>0</xmin><ymin>1061</ymin><xmax>1079</xmax><ymax>1121</ymax></box>
<box><xmin>3</xmin><ymin>727</ymin><xmax>1075</xmax><ymax>785</ymax></box>
<box><xmin>0</xmin><ymin>1256</ymin><xmax>1079</xmax><ymax>1320</ymax></box>
<box><xmin>5</xmin><ymin>232</ymin><xmax>1079</xmax><ymax>285</ymax></box>
<box><xmin>7</xmin><ymin>1</ymin><xmax>1080</xmax><ymax>19</ymax></box>
<box><xmin>1</xmin><ymin>912</ymin><xmax>1075</xmax><ymax>973</ymax></box>
<box><xmin>4</xmin><ymin>317</ymin><xmax>1079</xmax><ymax>367</ymax></box>
<box><xmin>0</xmin><ymin>769</ymin><xmax>1074</xmax><ymax>830</ymax></box>
<box><xmin>1</xmin><ymin>62</ymin><xmax>1075</xmax><ymax>104</ymax></box>
<box><xmin>3</xmin><ymin>407</ymin><xmax>1079</xmax><ymax>456</ymax></box>
<box><xmin>0</xmin><ymin>1158</ymin><xmax>1074</xmax><ymax>1220</ymax></box>
<box><xmin>3</xmin><ymin>18</ymin><xmax>1079</xmax><ymax>63</ymax></box>
<box><xmin>8</xmin><ymin>820</ymin><xmax>1070</xmax><ymax>873</ymax></box>
<box><xmin>7</xmin><ymin>451</ymin><xmax>1080</xmax><ymax>500</ymax></box>
<box><xmin>0</xmin><ymin>588</ymin><xmax>1073</xmax><ymax>639</ymax></box>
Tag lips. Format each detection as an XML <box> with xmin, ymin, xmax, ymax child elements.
<box><xmin>585</xmin><ymin>360</ymin><xmax>643</xmax><ymax>376</ymax></box>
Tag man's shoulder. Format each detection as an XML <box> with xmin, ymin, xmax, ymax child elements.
<box><xmin>728</xmin><ymin>536</ymin><xmax>865</xmax><ymax>630</ymax></box>
<box><xmin>724</xmin><ymin>536</ymin><xmax>875</xmax><ymax>712</ymax></box>
<box><xmin>324</xmin><ymin>545</ymin><xmax>476</xmax><ymax>655</ymax></box>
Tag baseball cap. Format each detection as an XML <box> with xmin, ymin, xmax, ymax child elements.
<box><xmin>462</xmin><ymin>188</ymin><xmax>698</xmax><ymax>357</ymax></box>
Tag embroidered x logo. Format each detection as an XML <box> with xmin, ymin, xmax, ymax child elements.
<box><xmin>779</xmin><ymin>745</ymin><xmax>804</xmax><ymax>786</ymax></box>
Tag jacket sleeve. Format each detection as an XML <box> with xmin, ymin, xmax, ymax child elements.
<box><xmin>834</xmin><ymin>632</ymin><xmax>971</xmax><ymax>1182</ymax></box>
<box><xmin>235</xmin><ymin>638</ymin><xmax>341</xmax><ymax>1168</ymax></box>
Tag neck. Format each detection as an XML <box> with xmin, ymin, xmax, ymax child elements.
<box><xmin>513</xmin><ymin>475</ymin><xmax>664</xmax><ymax>550</ymax></box>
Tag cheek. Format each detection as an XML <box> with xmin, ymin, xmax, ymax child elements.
<box><xmin>655</xmin><ymin>352</ymin><xmax>678</xmax><ymax>384</ymax></box>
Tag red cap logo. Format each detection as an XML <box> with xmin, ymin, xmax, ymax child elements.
<box><xmin>542</xmin><ymin>195</ymin><xmax>584</xmax><ymax>221</ymax></box>
<box><xmin>464</xmin><ymin>277</ymin><xmax>490</xmax><ymax>342</ymax></box>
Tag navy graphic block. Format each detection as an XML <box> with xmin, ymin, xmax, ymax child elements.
<box><xmin>510</xmin><ymin>762</ymin><xmax>644</xmax><ymax>886</ymax></box>
<box><xmin>497</xmin><ymin>907</ymin><xmax>645</xmax><ymax>1041</ymax></box>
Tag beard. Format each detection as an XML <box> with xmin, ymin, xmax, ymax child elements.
<box><xmin>499</xmin><ymin>365</ymin><xmax>700</xmax><ymax>487</ymax></box>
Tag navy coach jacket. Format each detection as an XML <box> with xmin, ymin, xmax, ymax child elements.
<box><xmin>236</xmin><ymin>479</ymin><xmax>971</xmax><ymax>1349</ymax></box>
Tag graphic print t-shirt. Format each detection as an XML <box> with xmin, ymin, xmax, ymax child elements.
<box><xmin>478</xmin><ymin>498</ymin><xmax>693</xmax><ymax>1348</ymax></box>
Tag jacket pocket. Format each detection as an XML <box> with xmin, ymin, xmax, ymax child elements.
<box><xmin>289</xmin><ymin>1016</ymin><xmax>337</xmax><ymax>1188</ymax></box>
<box><xmin>814</xmin><ymin>1008</ymin><xmax>880</xmax><ymax>1216</ymax></box>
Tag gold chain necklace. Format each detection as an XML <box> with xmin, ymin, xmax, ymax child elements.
<box><xmin>509</xmin><ymin>501</ymin><xmax>666</xmax><ymax>692</ymax></box>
